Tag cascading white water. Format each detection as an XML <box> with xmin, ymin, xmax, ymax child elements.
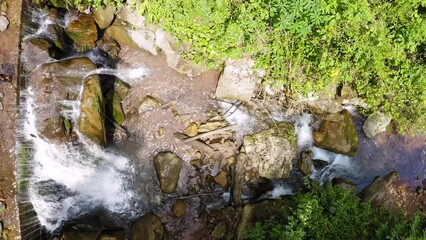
<box><xmin>294</xmin><ymin>113</ymin><xmax>360</xmax><ymax>184</ymax></box>
<box><xmin>20</xmin><ymin>84</ymin><xmax>137</xmax><ymax>230</ymax></box>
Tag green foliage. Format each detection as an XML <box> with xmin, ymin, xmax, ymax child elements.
<box><xmin>136</xmin><ymin>0</ymin><xmax>426</xmax><ymax>132</ymax></box>
<box><xmin>34</xmin><ymin>0</ymin><xmax>122</xmax><ymax>9</ymax></box>
<box><xmin>248</xmin><ymin>183</ymin><xmax>426</xmax><ymax>240</ymax></box>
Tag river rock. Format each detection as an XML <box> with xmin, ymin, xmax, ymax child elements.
<box><xmin>211</xmin><ymin>220</ymin><xmax>228</xmax><ymax>240</ymax></box>
<box><xmin>138</xmin><ymin>95</ymin><xmax>162</xmax><ymax>113</ymax></box>
<box><xmin>60</xmin><ymin>229</ymin><xmax>100</xmax><ymax>240</ymax></box>
<box><xmin>108</xmin><ymin>92</ymin><xmax>125</xmax><ymax>125</ymax></box>
<box><xmin>154</xmin><ymin>152</ymin><xmax>182</xmax><ymax>193</ymax></box>
<box><xmin>66</xmin><ymin>14</ymin><xmax>98</xmax><ymax>52</ymax></box>
<box><xmin>106</xmin><ymin>21</ymin><xmax>157</xmax><ymax>55</ymax></box>
<box><xmin>78</xmin><ymin>74</ymin><xmax>107</xmax><ymax>146</ymax></box>
<box><xmin>172</xmin><ymin>199</ymin><xmax>186</xmax><ymax>218</ymax></box>
<box><xmin>0</xmin><ymin>201</ymin><xmax>6</xmax><ymax>213</ymax></box>
<box><xmin>362</xmin><ymin>112</ymin><xmax>391</xmax><ymax>139</ymax></box>
<box><xmin>243</xmin><ymin>123</ymin><xmax>297</xmax><ymax>179</ymax></box>
<box><xmin>92</xmin><ymin>4</ymin><xmax>116</xmax><ymax>29</ymax></box>
<box><xmin>332</xmin><ymin>178</ymin><xmax>357</xmax><ymax>192</ymax></box>
<box><xmin>184</xmin><ymin>122</ymin><xmax>198</xmax><ymax>137</ymax></box>
<box><xmin>190</xmin><ymin>159</ymin><xmax>203</xmax><ymax>169</ymax></box>
<box><xmin>30</xmin><ymin>58</ymin><xmax>97</xmax><ymax>142</ymax></box>
<box><xmin>359</xmin><ymin>171</ymin><xmax>398</xmax><ymax>207</ymax></box>
<box><xmin>298</xmin><ymin>151</ymin><xmax>312</xmax><ymax>175</ymax></box>
<box><xmin>131</xmin><ymin>213</ymin><xmax>164</xmax><ymax>240</ymax></box>
<box><xmin>215</xmin><ymin>58</ymin><xmax>263</xmax><ymax>102</ymax></box>
<box><xmin>22</xmin><ymin>37</ymin><xmax>55</xmax><ymax>71</ymax></box>
<box><xmin>214</xmin><ymin>171</ymin><xmax>229</xmax><ymax>189</ymax></box>
<box><xmin>96</xmin><ymin>33</ymin><xmax>121</xmax><ymax>59</ymax></box>
<box><xmin>313</xmin><ymin>110</ymin><xmax>358</xmax><ymax>156</ymax></box>
<box><xmin>0</xmin><ymin>15</ymin><xmax>9</xmax><ymax>32</ymax></box>
<box><xmin>246</xmin><ymin>177</ymin><xmax>273</xmax><ymax>195</ymax></box>
<box><xmin>312</xmin><ymin>159</ymin><xmax>329</xmax><ymax>170</ymax></box>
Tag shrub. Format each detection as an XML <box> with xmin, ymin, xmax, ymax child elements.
<box><xmin>248</xmin><ymin>182</ymin><xmax>426</xmax><ymax>240</ymax></box>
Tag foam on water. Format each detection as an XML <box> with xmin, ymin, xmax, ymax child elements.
<box><xmin>21</xmin><ymin>86</ymin><xmax>136</xmax><ymax>231</ymax></box>
<box><xmin>86</xmin><ymin>67</ymin><xmax>149</xmax><ymax>85</ymax></box>
<box><xmin>294</xmin><ymin>113</ymin><xmax>313</xmax><ymax>150</ymax></box>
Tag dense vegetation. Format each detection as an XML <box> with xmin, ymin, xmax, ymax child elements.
<box><xmin>46</xmin><ymin>0</ymin><xmax>426</xmax><ymax>131</ymax></box>
<box><xmin>248</xmin><ymin>182</ymin><xmax>426</xmax><ymax>240</ymax></box>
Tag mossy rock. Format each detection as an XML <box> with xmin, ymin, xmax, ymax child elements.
<box><xmin>114</xmin><ymin>79</ymin><xmax>131</xmax><ymax>99</ymax></box>
<box><xmin>131</xmin><ymin>213</ymin><xmax>164</xmax><ymax>240</ymax></box>
<box><xmin>78</xmin><ymin>74</ymin><xmax>107</xmax><ymax>146</ymax></box>
<box><xmin>313</xmin><ymin>110</ymin><xmax>358</xmax><ymax>156</ymax></box>
<box><xmin>109</xmin><ymin>92</ymin><xmax>125</xmax><ymax>125</ymax></box>
<box><xmin>66</xmin><ymin>14</ymin><xmax>98</xmax><ymax>52</ymax></box>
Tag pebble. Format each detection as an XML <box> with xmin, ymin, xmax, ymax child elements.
<box><xmin>172</xmin><ymin>199</ymin><xmax>187</xmax><ymax>218</ymax></box>
<box><xmin>0</xmin><ymin>15</ymin><xmax>9</xmax><ymax>32</ymax></box>
<box><xmin>184</xmin><ymin>122</ymin><xmax>198</xmax><ymax>137</ymax></box>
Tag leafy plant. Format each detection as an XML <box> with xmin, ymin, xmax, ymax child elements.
<box><xmin>248</xmin><ymin>182</ymin><xmax>426</xmax><ymax>240</ymax></box>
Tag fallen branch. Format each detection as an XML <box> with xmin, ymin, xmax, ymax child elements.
<box><xmin>182</xmin><ymin>125</ymin><xmax>237</xmax><ymax>143</ymax></box>
<box><xmin>169</xmin><ymin>191</ymin><xmax>225</xmax><ymax>200</ymax></box>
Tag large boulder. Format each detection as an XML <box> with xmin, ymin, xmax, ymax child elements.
<box><xmin>215</xmin><ymin>58</ymin><xmax>263</xmax><ymax>102</ymax></box>
<box><xmin>243</xmin><ymin>123</ymin><xmax>297</xmax><ymax>179</ymax></box>
<box><xmin>78</xmin><ymin>74</ymin><xmax>107</xmax><ymax>146</ymax></box>
<box><xmin>92</xmin><ymin>4</ymin><xmax>116</xmax><ymax>29</ymax></box>
<box><xmin>154</xmin><ymin>152</ymin><xmax>182</xmax><ymax>193</ymax></box>
<box><xmin>66</xmin><ymin>14</ymin><xmax>98</xmax><ymax>52</ymax></box>
<box><xmin>362</xmin><ymin>112</ymin><xmax>391</xmax><ymax>139</ymax></box>
<box><xmin>313</xmin><ymin>110</ymin><xmax>358</xmax><ymax>156</ymax></box>
<box><xmin>106</xmin><ymin>21</ymin><xmax>157</xmax><ymax>55</ymax></box>
<box><xmin>131</xmin><ymin>213</ymin><xmax>164</xmax><ymax>240</ymax></box>
<box><xmin>359</xmin><ymin>171</ymin><xmax>398</xmax><ymax>207</ymax></box>
<box><xmin>30</xmin><ymin>58</ymin><xmax>97</xmax><ymax>142</ymax></box>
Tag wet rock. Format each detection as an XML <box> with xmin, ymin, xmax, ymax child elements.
<box><xmin>97</xmin><ymin>230</ymin><xmax>125</xmax><ymax>240</ymax></box>
<box><xmin>313</xmin><ymin>110</ymin><xmax>358</xmax><ymax>156</ymax></box>
<box><xmin>31</xmin><ymin>58</ymin><xmax>96</xmax><ymax>142</ymax></box>
<box><xmin>172</xmin><ymin>199</ymin><xmax>186</xmax><ymax>218</ymax></box>
<box><xmin>44</xmin><ymin>23</ymin><xmax>65</xmax><ymax>50</ymax></box>
<box><xmin>106</xmin><ymin>22</ymin><xmax>157</xmax><ymax>55</ymax></box>
<box><xmin>237</xmin><ymin>199</ymin><xmax>293</xmax><ymax>240</ymax></box>
<box><xmin>114</xmin><ymin>79</ymin><xmax>131</xmax><ymax>99</ymax></box>
<box><xmin>190</xmin><ymin>159</ymin><xmax>203</xmax><ymax>169</ymax></box>
<box><xmin>332</xmin><ymin>178</ymin><xmax>357</xmax><ymax>192</ymax></box>
<box><xmin>96</xmin><ymin>33</ymin><xmax>121</xmax><ymax>59</ymax></box>
<box><xmin>0</xmin><ymin>15</ymin><xmax>9</xmax><ymax>32</ymax></box>
<box><xmin>243</xmin><ymin>123</ymin><xmax>297</xmax><ymax>179</ymax></box>
<box><xmin>246</xmin><ymin>177</ymin><xmax>273</xmax><ymax>194</ymax></box>
<box><xmin>211</xmin><ymin>220</ymin><xmax>228</xmax><ymax>240</ymax></box>
<box><xmin>362</xmin><ymin>112</ymin><xmax>391</xmax><ymax>139</ymax></box>
<box><xmin>359</xmin><ymin>171</ymin><xmax>398</xmax><ymax>206</ymax></box>
<box><xmin>312</xmin><ymin>159</ymin><xmax>329</xmax><ymax>170</ymax></box>
<box><xmin>138</xmin><ymin>95</ymin><xmax>162</xmax><ymax>113</ymax></box>
<box><xmin>131</xmin><ymin>213</ymin><xmax>164</xmax><ymax>240</ymax></box>
<box><xmin>215</xmin><ymin>58</ymin><xmax>263</xmax><ymax>102</ymax></box>
<box><xmin>92</xmin><ymin>5</ymin><xmax>116</xmax><ymax>29</ymax></box>
<box><xmin>0</xmin><ymin>0</ymin><xmax>8</xmax><ymax>14</ymax></box>
<box><xmin>0</xmin><ymin>201</ymin><xmax>6</xmax><ymax>213</ymax></box>
<box><xmin>298</xmin><ymin>151</ymin><xmax>312</xmax><ymax>175</ymax></box>
<box><xmin>22</xmin><ymin>37</ymin><xmax>58</xmax><ymax>71</ymax></box>
<box><xmin>78</xmin><ymin>74</ymin><xmax>107</xmax><ymax>146</ymax></box>
<box><xmin>154</xmin><ymin>152</ymin><xmax>182</xmax><ymax>193</ymax></box>
<box><xmin>184</xmin><ymin>122</ymin><xmax>198</xmax><ymax>137</ymax></box>
<box><xmin>214</xmin><ymin>171</ymin><xmax>229</xmax><ymax>189</ymax></box>
<box><xmin>107</xmin><ymin>92</ymin><xmax>125</xmax><ymax>125</ymax></box>
<box><xmin>66</xmin><ymin>14</ymin><xmax>98</xmax><ymax>51</ymax></box>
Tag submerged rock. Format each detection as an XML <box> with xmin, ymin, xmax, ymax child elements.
<box><xmin>78</xmin><ymin>74</ymin><xmax>107</xmax><ymax>146</ymax></box>
<box><xmin>359</xmin><ymin>171</ymin><xmax>399</xmax><ymax>206</ymax></box>
<box><xmin>92</xmin><ymin>4</ymin><xmax>116</xmax><ymax>29</ymax></box>
<box><xmin>131</xmin><ymin>213</ymin><xmax>164</xmax><ymax>240</ymax></box>
<box><xmin>243</xmin><ymin>123</ymin><xmax>297</xmax><ymax>179</ymax></box>
<box><xmin>66</xmin><ymin>14</ymin><xmax>98</xmax><ymax>51</ymax></box>
<box><xmin>154</xmin><ymin>152</ymin><xmax>182</xmax><ymax>193</ymax></box>
<box><xmin>31</xmin><ymin>57</ymin><xmax>96</xmax><ymax>142</ymax></box>
<box><xmin>362</xmin><ymin>112</ymin><xmax>391</xmax><ymax>139</ymax></box>
<box><xmin>215</xmin><ymin>58</ymin><xmax>263</xmax><ymax>102</ymax></box>
<box><xmin>298</xmin><ymin>151</ymin><xmax>312</xmax><ymax>175</ymax></box>
<box><xmin>172</xmin><ymin>199</ymin><xmax>186</xmax><ymax>218</ymax></box>
<box><xmin>313</xmin><ymin>110</ymin><xmax>358</xmax><ymax>156</ymax></box>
